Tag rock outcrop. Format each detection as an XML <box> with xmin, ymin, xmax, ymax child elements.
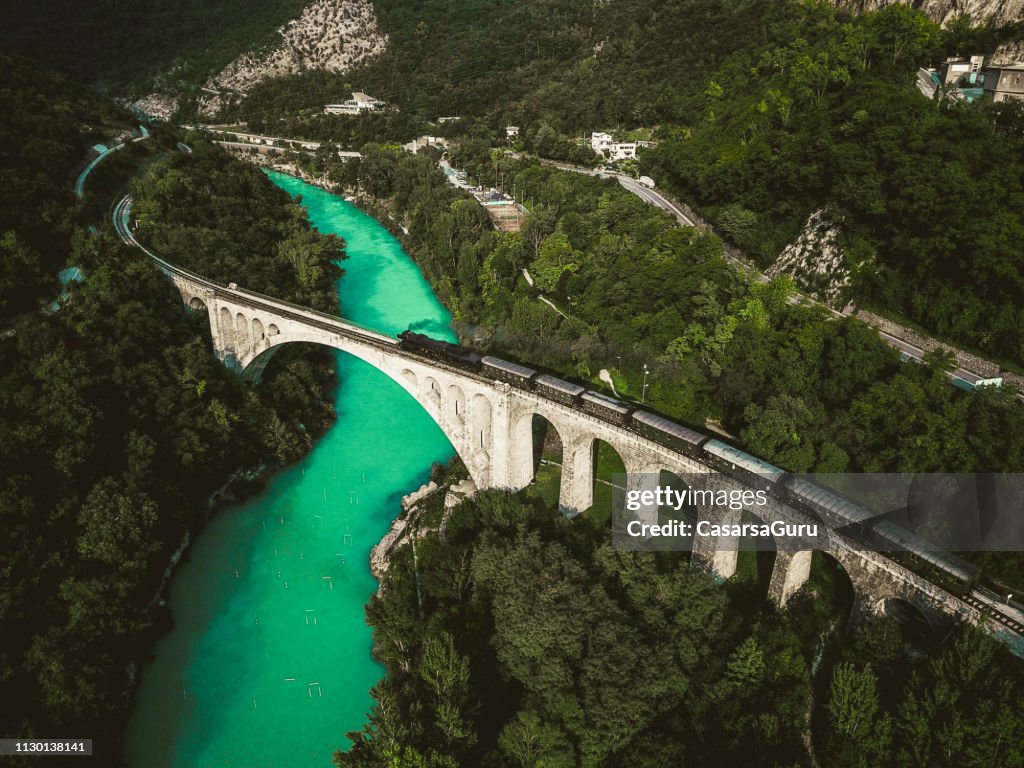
<box><xmin>206</xmin><ymin>0</ymin><xmax>387</xmax><ymax>95</ymax></box>
<box><xmin>767</xmin><ymin>210</ymin><xmax>850</xmax><ymax>307</ymax></box>
<box><xmin>835</xmin><ymin>0</ymin><xmax>1024</xmax><ymax>26</ymax></box>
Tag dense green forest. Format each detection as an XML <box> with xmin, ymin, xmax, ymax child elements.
<box><xmin>0</xmin><ymin>53</ymin><xmax>344</xmax><ymax>758</ymax></box>
<box><xmin>0</xmin><ymin>51</ymin><xmax>126</xmax><ymax>321</ymax></box>
<box><xmin>335</xmin><ymin>488</ymin><xmax>1024</xmax><ymax>767</ymax></box>
<box><xmin>231</xmin><ymin>0</ymin><xmax>1024</xmax><ymax>365</ymax></box>
<box><xmin>0</xmin><ymin>0</ymin><xmax>309</xmax><ymax>93</ymax></box>
<box><xmin>131</xmin><ymin>144</ymin><xmax>344</xmax><ymax>312</ymax></box>
<box><xmin>305</xmin><ymin>145</ymin><xmax>1024</xmax><ymax>477</ymax></box>
<box><xmin>6</xmin><ymin>1</ymin><xmax>1024</xmax><ymax>764</ymax></box>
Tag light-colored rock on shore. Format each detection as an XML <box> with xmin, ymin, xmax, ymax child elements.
<box><xmin>207</xmin><ymin>0</ymin><xmax>387</xmax><ymax>95</ymax></box>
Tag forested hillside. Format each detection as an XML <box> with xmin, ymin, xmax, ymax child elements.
<box><xmin>233</xmin><ymin>0</ymin><xmax>1024</xmax><ymax>365</ymax></box>
<box><xmin>0</xmin><ymin>0</ymin><xmax>310</xmax><ymax>93</ymax></box>
<box><xmin>0</xmin><ymin>52</ymin><xmax>125</xmax><ymax>321</ymax></box>
<box><xmin>335</xmin><ymin>489</ymin><xmax>1024</xmax><ymax>767</ymax></box>
<box><xmin>304</xmin><ymin>145</ymin><xmax>1024</xmax><ymax>475</ymax></box>
<box><xmin>0</xmin><ymin>53</ymin><xmax>343</xmax><ymax>758</ymax></box>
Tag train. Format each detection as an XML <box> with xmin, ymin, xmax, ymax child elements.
<box><xmin>398</xmin><ymin>330</ymin><xmax>482</xmax><ymax>367</ymax></box>
<box><xmin>397</xmin><ymin>329</ymin><xmax>983</xmax><ymax>597</ymax></box>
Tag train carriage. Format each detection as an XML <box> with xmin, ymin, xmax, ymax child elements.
<box><xmin>785</xmin><ymin>477</ymin><xmax>874</xmax><ymax>530</ymax></box>
<box><xmin>702</xmin><ymin>439</ymin><xmax>786</xmax><ymax>487</ymax></box>
<box><xmin>534</xmin><ymin>374</ymin><xmax>586</xmax><ymax>406</ymax></box>
<box><xmin>580</xmin><ymin>391</ymin><xmax>635</xmax><ymax>425</ymax></box>
<box><xmin>481</xmin><ymin>356</ymin><xmax>537</xmax><ymax>387</ymax></box>
<box><xmin>631</xmin><ymin>410</ymin><xmax>708</xmax><ymax>455</ymax></box>
<box><xmin>869</xmin><ymin>519</ymin><xmax>980</xmax><ymax>595</ymax></box>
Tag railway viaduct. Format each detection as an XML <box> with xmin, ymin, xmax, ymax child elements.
<box><xmin>113</xmin><ymin>195</ymin><xmax>1022</xmax><ymax>644</ymax></box>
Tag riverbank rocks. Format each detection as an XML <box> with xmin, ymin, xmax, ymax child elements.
<box><xmin>402</xmin><ymin>481</ymin><xmax>439</xmax><ymax>511</ymax></box>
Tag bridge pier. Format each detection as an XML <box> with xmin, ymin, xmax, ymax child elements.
<box><xmin>560</xmin><ymin>437</ymin><xmax>595</xmax><ymax>515</ymax></box>
<box><xmin>768</xmin><ymin>549</ymin><xmax>813</xmax><ymax>607</ymax></box>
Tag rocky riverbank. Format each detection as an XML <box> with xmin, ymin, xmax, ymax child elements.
<box><xmin>370</xmin><ymin>474</ymin><xmax>477</xmax><ymax>586</ymax></box>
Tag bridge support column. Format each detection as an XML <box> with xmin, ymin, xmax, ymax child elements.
<box><xmin>486</xmin><ymin>387</ymin><xmax>513</xmax><ymax>492</ymax></box>
<box><xmin>559</xmin><ymin>437</ymin><xmax>594</xmax><ymax>516</ymax></box>
<box><xmin>691</xmin><ymin>508</ymin><xmax>740</xmax><ymax>580</ymax></box>
<box><xmin>768</xmin><ymin>550</ymin><xmax>813</xmax><ymax>608</ymax></box>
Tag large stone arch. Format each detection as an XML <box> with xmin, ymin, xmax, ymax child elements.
<box><xmin>690</xmin><ymin>480</ymin><xmax>784</xmax><ymax>584</ymax></box>
<box><xmin>553</xmin><ymin>432</ymin><xmax>639</xmax><ymax>518</ymax></box>
<box><xmin>243</xmin><ymin>331</ymin><xmax>490</xmax><ymax>490</ymax></box>
<box><xmin>875</xmin><ymin>596</ymin><xmax>936</xmax><ymax>644</ymax></box>
<box><xmin>770</xmin><ymin>547</ymin><xmax>857</xmax><ymax>615</ymax></box>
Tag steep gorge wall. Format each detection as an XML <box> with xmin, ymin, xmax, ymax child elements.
<box><xmin>835</xmin><ymin>0</ymin><xmax>1024</xmax><ymax>26</ymax></box>
<box><xmin>207</xmin><ymin>0</ymin><xmax>386</xmax><ymax>94</ymax></box>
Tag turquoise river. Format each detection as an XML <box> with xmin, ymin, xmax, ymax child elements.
<box><xmin>124</xmin><ymin>171</ymin><xmax>457</xmax><ymax>767</ymax></box>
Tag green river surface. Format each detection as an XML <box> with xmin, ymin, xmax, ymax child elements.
<box><xmin>123</xmin><ymin>171</ymin><xmax>456</xmax><ymax>767</ymax></box>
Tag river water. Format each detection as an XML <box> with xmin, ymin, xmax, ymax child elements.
<box><xmin>123</xmin><ymin>172</ymin><xmax>456</xmax><ymax>767</ymax></box>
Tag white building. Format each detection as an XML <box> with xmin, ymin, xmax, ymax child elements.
<box><xmin>590</xmin><ymin>131</ymin><xmax>644</xmax><ymax>161</ymax></box>
<box><xmin>324</xmin><ymin>92</ymin><xmax>385</xmax><ymax>115</ymax></box>
<box><xmin>402</xmin><ymin>135</ymin><xmax>448</xmax><ymax>154</ymax></box>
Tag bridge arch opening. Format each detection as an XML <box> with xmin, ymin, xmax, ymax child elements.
<box><xmin>589</xmin><ymin>438</ymin><xmax>627</xmax><ymax>524</ymax></box>
<box><xmin>656</xmin><ymin>470</ymin><xmax>698</xmax><ymax>526</ymax></box>
<box><xmin>446</xmin><ymin>384</ymin><xmax>466</xmax><ymax>425</ymax></box>
<box><xmin>267</xmin><ymin>323</ymin><xmax>279</xmax><ymax>336</ymax></box>
<box><xmin>510</xmin><ymin>412</ymin><xmax>565</xmax><ymax>508</ymax></box>
<box><xmin>234</xmin><ymin>312</ymin><xmax>250</xmax><ymax>349</ymax></box>
<box><xmin>470</xmin><ymin>394</ymin><xmax>491</xmax><ymax>453</ymax></box>
<box><xmin>218</xmin><ymin>307</ymin><xmax>233</xmax><ymax>340</ymax></box>
<box><xmin>875</xmin><ymin>597</ymin><xmax>935</xmax><ymax>647</ymax></box>
<box><xmin>252</xmin><ymin>318</ymin><xmax>265</xmax><ymax>341</ymax></box>
<box><xmin>655</xmin><ymin>470</ymin><xmax>698</xmax><ymax>560</ymax></box>
<box><xmin>401</xmin><ymin>369</ymin><xmax>418</xmax><ymax>392</ymax></box>
<box><xmin>730</xmin><ymin>508</ymin><xmax>777</xmax><ymax>603</ymax></box>
<box><xmin>777</xmin><ymin>550</ymin><xmax>856</xmax><ymax>624</ymax></box>
<box><xmin>422</xmin><ymin>376</ymin><xmax>441</xmax><ymax>412</ymax></box>
<box><xmin>188</xmin><ymin>296</ymin><xmax>207</xmax><ymax>313</ymax></box>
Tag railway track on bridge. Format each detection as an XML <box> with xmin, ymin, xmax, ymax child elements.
<box><xmin>110</xmin><ymin>192</ymin><xmax>1024</xmax><ymax>645</ymax></box>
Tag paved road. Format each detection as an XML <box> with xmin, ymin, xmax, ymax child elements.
<box><xmin>536</xmin><ymin>157</ymin><xmax>1005</xmax><ymax>396</ymax></box>
<box><xmin>75</xmin><ymin>127</ymin><xmax>151</xmax><ymax>197</ymax></box>
<box><xmin>878</xmin><ymin>331</ymin><xmax>985</xmax><ymax>390</ymax></box>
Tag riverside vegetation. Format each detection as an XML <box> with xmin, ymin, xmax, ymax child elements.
<box><xmin>335</xmin><ymin>489</ymin><xmax>1024</xmax><ymax>767</ymax></box>
<box><xmin>0</xmin><ymin>52</ymin><xmax>343</xmax><ymax>759</ymax></box>
<box><xmin>231</xmin><ymin>0</ymin><xmax>1024</xmax><ymax>366</ymax></box>
<box><xmin>4</xmin><ymin>1</ymin><xmax>1024</xmax><ymax>765</ymax></box>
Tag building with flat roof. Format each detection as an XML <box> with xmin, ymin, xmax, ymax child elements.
<box><xmin>591</xmin><ymin>131</ymin><xmax>649</xmax><ymax>161</ymax></box>
<box><xmin>324</xmin><ymin>92</ymin><xmax>385</xmax><ymax>115</ymax></box>
<box><xmin>984</xmin><ymin>63</ymin><xmax>1024</xmax><ymax>102</ymax></box>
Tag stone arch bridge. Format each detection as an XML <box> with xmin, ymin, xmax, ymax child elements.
<box><xmin>113</xmin><ymin>195</ymin><xmax>1023</xmax><ymax>644</ymax></box>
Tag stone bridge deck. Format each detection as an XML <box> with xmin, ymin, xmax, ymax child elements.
<box><xmin>111</xmin><ymin>194</ymin><xmax>1024</xmax><ymax>649</ymax></box>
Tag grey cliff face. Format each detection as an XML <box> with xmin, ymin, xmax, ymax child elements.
<box><xmin>836</xmin><ymin>0</ymin><xmax>1024</xmax><ymax>27</ymax></box>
